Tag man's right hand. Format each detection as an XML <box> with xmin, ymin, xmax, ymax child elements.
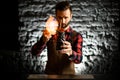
<box><xmin>42</xmin><ymin>15</ymin><xmax>58</xmax><ymax>42</ymax></box>
<box><xmin>42</xmin><ymin>29</ymin><xmax>52</xmax><ymax>42</ymax></box>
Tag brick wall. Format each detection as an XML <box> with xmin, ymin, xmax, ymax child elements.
<box><xmin>17</xmin><ymin>0</ymin><xmax>120</xmax><ymax>74</ymax></box>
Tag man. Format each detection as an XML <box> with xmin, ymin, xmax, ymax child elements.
<box><xmin>31</xmin><ymin>1</ymin><xmax>83</xmax><ymax>75</ymax></box>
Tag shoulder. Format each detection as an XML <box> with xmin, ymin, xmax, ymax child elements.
<box><xmin>72</xmin><ymin>29</ymin><xmax>82</xmax><ymax>38</ymax></box>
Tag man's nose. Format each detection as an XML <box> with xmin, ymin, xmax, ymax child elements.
<box><xmin>62</xmin><ymin>18</ymin><xmax>65</xmax><ymax>24</ymax></box>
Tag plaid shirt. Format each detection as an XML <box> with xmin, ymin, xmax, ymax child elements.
<box><xmin>31</xmin><ymin>27</ymin><xmax>83</xmax><ymax>64</ymax></box>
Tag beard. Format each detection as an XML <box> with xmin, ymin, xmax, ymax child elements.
<box><xmin>59</xmin><ymin>21</ymin><xmax>70</xmax><ymax>29</ymax></box>
<box><xmin>62</xmin><ymin>24</ymin><xmax>67</xmax><ymax>28</ymax></box>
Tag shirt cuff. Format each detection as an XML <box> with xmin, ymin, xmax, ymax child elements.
<box><xmin>68</xmin><ymin>51</ymin><xmax>75</xmax><ymax>61</ymax></box>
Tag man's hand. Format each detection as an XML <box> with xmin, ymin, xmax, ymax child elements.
<box><xmin>42</xmin><ymin>29</ymin><xmax>52</xmax><ymax>42</ymax></box>
<box><xmin>58</xmin><ymin>41</ymin><xmax>72</xmax><ymax>56</ymax></box>
<box><xmin>42</xmin><ymin>15</ymin><xmax>58</xmax><ymax>42</ymax></box>
<box><xmin>46</xmin><ymin>15</ymin><xmax>58</xmax><ymax>35</ymax></box>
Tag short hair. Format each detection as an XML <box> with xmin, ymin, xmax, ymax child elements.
<box><xmin>55</xmin><ymin>1</ymin><xmax>72</xmax><ymax>14</ymax></box>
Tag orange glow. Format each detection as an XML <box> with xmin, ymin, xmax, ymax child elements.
<box><xmin>45</xmin><ymin>15</ymin><xmax>58</xmax><ymax>35</ymax></box>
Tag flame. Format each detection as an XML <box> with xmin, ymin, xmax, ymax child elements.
<box><xmin>45</xmin><ymin>15</ymin><xmax>58</xmax><ymax>35</ymax></box>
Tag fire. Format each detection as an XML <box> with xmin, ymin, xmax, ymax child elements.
<box><xmin>45</xmin><ymin>15</ymin><xmax>58</xmax><ymax>35</ymax></box>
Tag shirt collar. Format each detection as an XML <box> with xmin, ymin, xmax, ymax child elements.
<box><xmin>65</xmin><ymin>26</ymin><xmax>72</xmax><ymax>33</ymax></box>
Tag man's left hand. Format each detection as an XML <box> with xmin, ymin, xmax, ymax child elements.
<box><xmin>58</xmin><ymin>41</ymin><xmax>72</xmax><ymax>56</ymax></box>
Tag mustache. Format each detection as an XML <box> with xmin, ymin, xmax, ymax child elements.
<box><xmin>59</xmin><ymin>21</ymin><xmax>70</xmax><ymax>28</ymax></box>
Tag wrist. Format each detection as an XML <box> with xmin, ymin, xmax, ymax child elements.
<box><xmin>42</xmin><ymin>34</ymin><xmax>51</xmax><ymax>43</ymax></box>
<box><xmin>68</xmin><ymin>51</ymin><xmax>75</xmax><ymax>60</ymax></box>
<box><xmin>66</xmin><ymin>50</ymin><xmax>72</xmax><ymax>56</ymax></box>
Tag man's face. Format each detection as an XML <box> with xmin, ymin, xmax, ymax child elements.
<box><xmin>56</xmin><ymin>9</ymin><xmax>72</xmax><ymax>31</ymax></box>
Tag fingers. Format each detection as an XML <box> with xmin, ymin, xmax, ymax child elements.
<box><xmin>62</xmin><ymin>41</ymin><xmax>71</xmax><ymax>46</ymax></box>
<box><xmin>61</xmin><ymin>44</ymin><xmax>70</xmax><ymax>49</ymax></box>
<box><xmin>42</xmin><ymin>29</ymin><xmax>52</xmax><ymax>40</ymax></box>
<box><xmin>57</xmin><ymin>41</ymin><xmax>72</xmax><ymax>56</ymax></box>
<box><xmin>61</xmin><ymin>41</ymin><xmax>71</xmax><ymax>49</ymax></box>
<box><xmin>43</xmin><ymin>29</ymin><xmax>50</xmax><ymax>36</ymax></box>
<box><xmin>58</xmin><ymin>48</ymin><xmax>72</xmax><ymax>56</ymax></box>
<box><xmin>58</xmin><ymin>48</ymin><xmax>69</xmax><ymax>53</ymax></box>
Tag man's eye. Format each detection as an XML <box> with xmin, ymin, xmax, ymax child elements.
<box><xmin>59</xmin><ymin>17</ymin><xmax>62</xmax><ymax>19</ymax></box>
<box><xmin>65</xmin><ymin>17</ymin><xmax>68</xmax><ymax>19</ymax></box>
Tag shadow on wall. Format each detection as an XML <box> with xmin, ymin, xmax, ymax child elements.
<box><xmin>0</xmin><ymin>1</ymin><xmax>24</xmax><ymax>79</ymax></box>
<box><xmin>0</xmin><ymin>50</ymin><xmax>29</xmax><ymax>80</ymax></box>
<box><xmin>0</xmin><ymin>0</ymin><xmax>20</xmax><ymax>51</ymax></box>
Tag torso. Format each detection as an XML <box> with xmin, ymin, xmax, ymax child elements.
<box><xmin>45</xmin><ymin>34</ymin><xmax>75</xmax><ymax>75</ymax></box>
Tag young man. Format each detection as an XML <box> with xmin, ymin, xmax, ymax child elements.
<box><xmin>31</xmin><ymin>1</ymin><xmax>83</xmax><ymax>75</ymax></box>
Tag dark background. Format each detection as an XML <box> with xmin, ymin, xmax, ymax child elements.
<box><xmin>0</xmin><ymin>0</ymin><xmax>119</xmax><ymax>80</ymax></box>
<box><xmin>0</xmin><ymin>0</ymin><xmax>20</xmax><ymax>51</ymax></box>
<box><xmin>0</xmin><ymin>1</ymin><xmax>23</xmax><ymax>79</ymax></box>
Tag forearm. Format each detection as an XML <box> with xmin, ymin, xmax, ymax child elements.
<box><xmin>69</xmin><ymin>50</ymin><xmax>82</xmax><ymax>64</ymax></box>
<box><xmin>69</xmin><ymin>34</ymin><xmax>83</xmax><ymax>63</ymax></box>
<box><xmin>31</xmin><ymin>35</ymin><xmax>47</xmax><ymax>56</ymax></box>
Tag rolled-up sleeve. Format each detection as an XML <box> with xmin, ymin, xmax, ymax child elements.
<box><xmin>31</xmin><ymin>36</ymin><xmax>47</xmax><ymax>56</ymax></box>
<box><xmin>69</xmin><ymin>33</ymin><xmax>83</xmax><ymax>64</ymax></box>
